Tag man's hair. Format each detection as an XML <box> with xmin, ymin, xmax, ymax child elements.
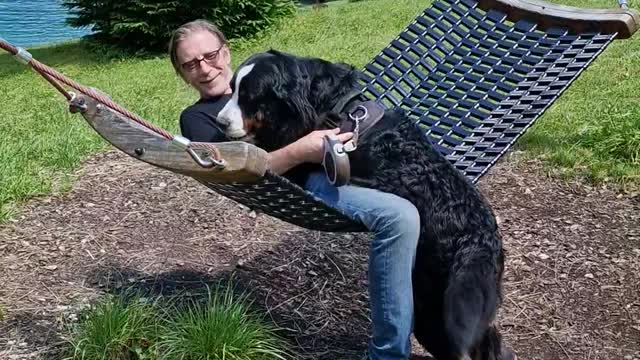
<box><xmin>168</xmin><ymin>19</ymin><xmax>228</xmax><ymax>79</ymax></box>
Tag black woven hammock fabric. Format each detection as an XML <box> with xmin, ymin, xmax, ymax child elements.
<box><xmin>358</xmin><ymin>0</ymin><xmax>615</xmax><ymax>182</ymax></box>
<box><xmin>206</xmin><ymin>0</ymin><xmax>617</xmax><ymax>233</ymax></box>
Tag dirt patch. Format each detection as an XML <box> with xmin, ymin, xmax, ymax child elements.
<box><xmin>0</xmin><ymin>150</ymin><xmax>638</xmax><ymax>360</ymax></box>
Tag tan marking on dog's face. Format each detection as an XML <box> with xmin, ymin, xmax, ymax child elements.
<box><xmin>237</xmin><ymin>110</ymin><xmax>264</xmax><ymax>142</ymax></box>
<box><xmin>246</xmin><ymin>111</ymin><xmax>265</xmax><ymax>131</ymax></box>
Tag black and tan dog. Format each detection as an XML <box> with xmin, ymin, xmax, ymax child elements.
<box><xmin>217</xmin><ymin>49</ymin><xmax>514</xmax><ymax>360</ymax></box>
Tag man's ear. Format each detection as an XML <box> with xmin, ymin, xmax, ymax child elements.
<box><xmin>221</xmin><ymin>45</ymin><xmax>231</xmax><ymax>67</ymax></box>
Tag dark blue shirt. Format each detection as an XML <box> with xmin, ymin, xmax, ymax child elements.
<box><xmin>179</xmin><ymin>95</ymin><xmax>231</xmax><ymax>143</ymax></box>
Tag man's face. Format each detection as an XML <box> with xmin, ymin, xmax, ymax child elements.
<box><xmin>176</xmin><ymin>30</ymin><xmax>232</xmax><ymax>99</ymax></box>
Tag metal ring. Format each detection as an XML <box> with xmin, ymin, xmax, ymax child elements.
<box><xmin>348</xmin><ymin>105</ymin><xmax>368</xmax><ymax>122</ymax></box>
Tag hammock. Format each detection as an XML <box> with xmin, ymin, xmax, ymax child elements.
<box><xmin>2</xmin><ymin>0</ymin><xmax>638</xmax><ymax>233</ymax></box>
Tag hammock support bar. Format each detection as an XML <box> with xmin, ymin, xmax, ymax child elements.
<box><xmin>73</xmin><ymin>94</ymin><xmax>269</xmax><ymax>184</ymax></box>
<box><xmin>478</xmin><ymin>0</ymin><xmax>639</xmax><ymax>38</ymax></box>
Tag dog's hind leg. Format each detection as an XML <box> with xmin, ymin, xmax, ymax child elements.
<box><xmin>412</xmin><ymin>268</ymin><xmax>461</xmax><ymax>360</ymax></box>
<box><xmin>468</xmin><ymin>325</ymin><xmax>516</xmax><ymax>360</ymax></box>
<box><xmin>443</xmin><ymin>244</ymin><xmax>501</xmax><ymax>358</ymax></box>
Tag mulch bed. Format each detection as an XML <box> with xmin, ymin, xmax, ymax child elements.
<box><xmin>0</xmin><ymin>150</ymin><xmax>638</xmax><ymax>360</ymax></box>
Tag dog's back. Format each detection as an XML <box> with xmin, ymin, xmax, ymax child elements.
<box><xmin>343</xmin><ymin>110</ymin><xmax>506</xmax><ymax>359</ymax></box>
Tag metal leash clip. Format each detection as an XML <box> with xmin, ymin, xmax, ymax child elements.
<box><xmin>321</xmin><ymin>105</ymin><xmax>368</xmax><ymax>186</ymax></box>
<box><xmin>342</xmin><ymin>105</ymin><xmax>367</xmax><ymax>153</ymax></box>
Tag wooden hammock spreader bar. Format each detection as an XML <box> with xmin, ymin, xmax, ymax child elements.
<box><xmin>73</xmin><ymin>94</ymin><xmax>269</xmax><ymax>184</ymax></box>
<box><xmin>478</xmin><ymin>0</ymin><xmax>639</xmax><ymax>38</ymax></box>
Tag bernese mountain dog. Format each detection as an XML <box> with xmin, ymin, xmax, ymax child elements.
<box><xmin>217</xmin><ymin>49</ymin><xmax>514</xmax><ymax>360</ymax></box>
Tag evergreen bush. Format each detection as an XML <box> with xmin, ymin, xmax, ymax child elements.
<box><xmin>62</xmin><ymin>0</ymin><xmax>297</xmax><ymax>52</ymax></box>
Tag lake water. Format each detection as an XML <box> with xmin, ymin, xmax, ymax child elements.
<box><xmin>0</xmin><ymin>0</ymin><xmax>92</xmax><ymax>48</ymax></box>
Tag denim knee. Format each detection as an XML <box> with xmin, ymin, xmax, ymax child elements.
<box><xmin>368</xmin><ymin>197</ymin><xmax>420</xmax><ymax>262</ymax></box>
<box><xmin>372</xmin><ymin>197</ymin><xmax>420</xmax><ymax>241</ymax></box>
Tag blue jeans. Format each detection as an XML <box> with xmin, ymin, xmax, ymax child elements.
<box><xmin>304</xmin><ymin>171</ymin><xmax>420</xmax><ymax>360</ymax></box>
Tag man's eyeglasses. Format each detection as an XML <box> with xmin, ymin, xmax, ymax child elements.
<box><xmin>181</xmin><ymin>45</ymin><xmax>224</xmax><ymax>73</ymax></box>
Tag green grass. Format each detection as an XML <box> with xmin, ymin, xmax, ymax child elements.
<box><xmin>64</xmin><ymin>292</ymin><xmax>159</xmax><ymax>360</ymax></box>
<box><xmin>512</xmin><ymin>0</ymin><xmax>640</xmax><ymax>185</ymax></box>
<box><xmin>1</xmin><ymin>0</ymin><xmax>639</xmax><ymax>222</ymax></box>
<box><xmin>156</xmin><ymin>284</ymin><xmax>291</xmax><ymax>360</ymax></box>
<box><xmin>64</xmin><ymin>283</ymin><xmax>292</xmax><ymax>360</ymax></box>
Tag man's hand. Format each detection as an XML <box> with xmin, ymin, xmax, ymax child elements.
<box><xmin>291</xmin><ymin>128</ymin><xmax>354</xmax><ymax>164</ymax></box>
<box><xmin>266</xmin><ymin>128</ymin><xmax>353</xmax><ymax>175</ymax></box>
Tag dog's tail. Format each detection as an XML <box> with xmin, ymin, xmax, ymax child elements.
<box><xmin>444</xmin><ymin>243</ymin><xmax>501</xmax><ymax>356</ymax></box>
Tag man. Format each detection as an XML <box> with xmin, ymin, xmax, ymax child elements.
<box><xmin>169</xmin><ymin>20</ymin><xmax>420</xmax><ymax>360</ymax></box>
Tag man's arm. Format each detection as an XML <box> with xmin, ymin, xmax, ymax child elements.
<box><xmin>266</xmin><ymin>128</ymin><xmax>353</xmax><ymax>175</ymax></box>
<box><xmin>266</xmin><ymin>145</ymin><xmax>300</xmax><ymax>175</ymax></box>
<box><xmin>180</xmin><ymin>110</ymin><xmax>352</xmax><ymax>175</ymax></box>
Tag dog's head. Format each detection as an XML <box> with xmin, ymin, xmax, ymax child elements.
<box><xmin>217</xmin><ymin>49</ymin><xmax>359</xmax><ymax>151</ymax></box>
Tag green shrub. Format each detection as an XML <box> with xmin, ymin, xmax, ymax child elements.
<box><xmin>62</xmin><ymin>0</ymin><xmax>297</xmax><ymax>52</ymax></box>
<box><xmin>64</xmin><ymin>293</ymin><xmax>159</xmax><ymax>360</ymax></box>
<box><xmin>156</xmin><ymin>283</ymin><xmax>292</xmax><ymax>360</ymax></box>
<box><xmin>63</xmin><ymin>282</ymin><xmax>292</xmax><ymax>360</ymax></box>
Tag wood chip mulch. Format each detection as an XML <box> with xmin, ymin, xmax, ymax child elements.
<box><xmin>0</xmin><ymin>150</ymin><xmax>638</xmax><ymax>360</ymax></box>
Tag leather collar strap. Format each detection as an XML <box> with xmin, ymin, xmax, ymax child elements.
<box><xmin>341</xmin><ymin>100</ymin><xmax>385</xmax><ymax>142</ymax></box>
<box><xmin>322</xmin><ymin>93</ymin><xmax>386</xmax><ymax>187</ymax></box>
<box><xmin>330</xmin><ymin>88</ymin><xmax>363</xmax><ymax>115</ymax></box>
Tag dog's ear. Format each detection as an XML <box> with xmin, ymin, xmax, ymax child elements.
<box><xmin>283</xmin><ymin>85</ymin><xmax>318</xmax><ymax>126</ymax></box>
<box><xmin>271</xmin><ymin>60</ymin><xmax>318</xmax><ymax>125</ymax></box>
<box><xmin>307</xmin><ymin>59</ymin><xmax>360</xmax><ymax>111</ymax></box>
